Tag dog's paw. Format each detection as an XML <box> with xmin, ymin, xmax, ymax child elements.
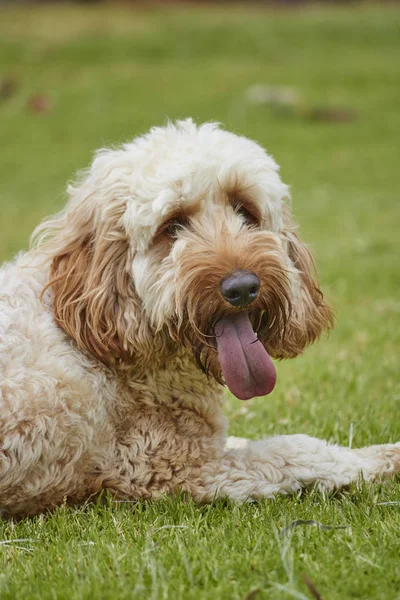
<box><xmin>355</xmin><ymin>443</ymin><xmax>400</xmax><ymax>475</ymax></box>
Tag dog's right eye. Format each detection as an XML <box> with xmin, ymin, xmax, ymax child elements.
<box><xmin>157</xmin><ymin>216</ymin><xmax>190</xmax><ymax>239</ymax></box>
<box><xmin>165</xmin><ymin>218</ymin><xmax>185</xmax><ymax>236</ymax></box>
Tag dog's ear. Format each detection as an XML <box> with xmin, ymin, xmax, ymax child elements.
<box><xmin>40</xmin><ymin>181</ymin><xmax>143</xmax><ymax>366</ymax></box>
<box><xmin>49</xmin><ymin>231</ymin><xmax>132</xmax><ymax>365</ymax></box>
<box><xmin>281</xmin><ymin>205</ymin><xmax>334</xmax><ymax>355</ymax></box>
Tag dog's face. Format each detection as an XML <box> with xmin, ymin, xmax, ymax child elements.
<box><xmin>42</xmin><ymin>120</ymin><xmax>333</xmax><ymax>400</ymax></box>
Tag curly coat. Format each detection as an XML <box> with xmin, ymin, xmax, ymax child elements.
<box><xmin>0</xmin><ymin>120</ymin><xmax>398</xmax><ymax>517</ymax></box>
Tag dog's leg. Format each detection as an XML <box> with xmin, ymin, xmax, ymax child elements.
<box><xmin>189</xmin><ymin>435</ymin><xmax>400</xmax><ymax>501</ymax></box>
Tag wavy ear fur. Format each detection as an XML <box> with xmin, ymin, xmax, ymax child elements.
<box><xmin>281</xmin><ymin>205</ymin><xmax>334</xmax><ymax>355</ymax></box>
<box><xmin>34</xmin><ymin>173</ymin><xmax>144</xmax><ymax>367</ymax></box>
<box><xmin>49</xmin><ymin>225</ymin><xmax>136</xmax><ymax>366</ymax></box>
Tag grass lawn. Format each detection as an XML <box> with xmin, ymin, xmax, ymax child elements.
<box><xmin>0</xmin><ymin>3</ymin><xmax>400</xmax><ymax>599</ymax></box>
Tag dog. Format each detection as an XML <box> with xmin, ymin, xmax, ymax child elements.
<box><xmin>0</xmin><ymin>119</ymin><xmax>398</xmax><ymax>517</ymax></box>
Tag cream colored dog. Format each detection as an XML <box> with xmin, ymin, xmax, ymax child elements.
<box><xmin>0</xmin><ymin>120</ymin><xmax>398</xmax><ymax>517</ymax></box>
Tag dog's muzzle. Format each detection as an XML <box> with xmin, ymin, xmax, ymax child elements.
<box><xmin>219</xmin><ymin>271</ymin><xmax>260</xmax><ymax>307</ymax></box>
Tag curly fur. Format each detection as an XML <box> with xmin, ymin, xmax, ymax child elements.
<box><xmin>0</xmin><ymin>120</ymin><xmax>398</xmax><ymax>517</ymax></box>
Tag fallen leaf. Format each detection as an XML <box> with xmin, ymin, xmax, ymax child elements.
<box><xmin>244</xmin><ymin>589</ymin><xmax>260</xmax><ymax>600</ymax></box>
<box><xmin>27</xmin><ymin>93</ymin><xmax>53</xmax><ymax>114</ymax></box>
<box><xmin>0</xmin><ymin>77</ymin><xmax>17</xmax><ymax>101</ymax></box>
<box><xmin>308</xmin><ymin>107</ymin><xmax>357</xmax><ymax>122</ymax></box>
<box><xmin>302</xmin><ymin>573</ymin><xmax>323</xmax><ymax>600</ymax></box>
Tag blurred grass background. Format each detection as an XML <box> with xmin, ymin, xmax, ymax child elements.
<box><xmin>0</xmin><ymin>3</ymin><xmax>399</xmax><ymax>599</ymax></box>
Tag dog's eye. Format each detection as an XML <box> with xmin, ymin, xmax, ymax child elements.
<box><xmin>161</xmin><ymin>217</ymin><xmax>189</xmax><ymax>238</ymax></box>
<box><xmin>233</xmin><ymin>203</ymin><xmax>259</xmax><ymax>227</ymax></box>
<box><xmin>237</xmin><ymin>206</ymin><xmax>252</xmax><ymax>222</ymax></box>
<box><xmin>166</xmin><ymin>219</ymin><xmax>183</xmax><ymax>236</ymax></box>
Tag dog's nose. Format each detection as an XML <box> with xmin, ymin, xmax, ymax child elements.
<box><xmin>219</xmin><ymin>271</ymin><xmax>260</xmax><ymax>307</ymax></box>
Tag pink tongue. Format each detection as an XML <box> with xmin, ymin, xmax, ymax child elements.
<box><xmin>215</xmin><ymin>312</ymin><xmax>276</xmax><ymax>400</ymax></box>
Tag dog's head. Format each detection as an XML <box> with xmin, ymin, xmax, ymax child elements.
<box><xmin>36</xmin><ymin>120</ymin><xmax>333</xmax><ymax>399</ymax></box>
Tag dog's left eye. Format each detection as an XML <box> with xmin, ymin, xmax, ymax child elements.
<box><xmin>237</xmin><ymin>206</ymin><xmax>252</xmax><ymax>222</ymax></box>
<box><xmin>234</xmin><ymin>204</ymin><xmax>259</xmax><ymax>227</ymax></box>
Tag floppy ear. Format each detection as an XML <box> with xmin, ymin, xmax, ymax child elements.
<box><xmin>35</xmin><ymin>168</ymin><xmax>146</xmax><ymax>368</ymax></box>
<box><xmin>281</xmin><ymin>206</ymin><xmax>334</xmax><ymax>356</ymax></box>
<box><xmin>49</xmin><ymin>232</ymin><xmax>132</xmax><ymax>365</ymax></box>
<box><xmin>47</xmin><ymin>212</ymin><xmax>140</xmax><ymax>366</ymax></box>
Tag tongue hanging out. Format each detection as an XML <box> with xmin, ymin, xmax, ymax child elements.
<box><xmin>214</xmin><ymin>312</ymin><xmax>276</xmax><ymax>400</ymax></box>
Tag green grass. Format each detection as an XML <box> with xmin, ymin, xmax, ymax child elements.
<box><xmin>0</xmin><ymin>3</ymin><xmax>400</xmax><ymax>599</ymax></box>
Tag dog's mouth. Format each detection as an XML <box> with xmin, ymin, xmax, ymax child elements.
<box><xmin>214</xmin><ymin>312</ymin><xmax>277</xmax><ymax>401</ymax></box>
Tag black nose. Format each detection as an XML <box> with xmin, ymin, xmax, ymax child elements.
<box><xmin>219</xmin><ymin>271</ymin><xmax>260</xmax><ymax>307</ymax></box>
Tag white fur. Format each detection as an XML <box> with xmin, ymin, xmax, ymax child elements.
<box><xmin>0</xmin><ymin>119</ymin><xmax>398</xmax><ymax>517</ymax></box>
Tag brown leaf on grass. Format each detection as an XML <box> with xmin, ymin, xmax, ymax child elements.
<box><xmin>244</xmin><ymin>589</ymin><xmax>260</xmax><ymax>600</ymax></box>
<box><xmin>27</xmin><ymin>93</ymin><xmax>53</xmax><ymax>114</ymax></box>
<box><xmin>302</xmin><ymin>573</ymin><xmax>323</xmax><ymax>600</ymax></box>
<box><xmin>308</xmin><ymin>107</ymin><xmax>357</xmax><ymax>122</ymax></box>
<box><xmin>0</xmin><ymin>77</ymin><xmax>18</xmax><ymax>101</ymax></box>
